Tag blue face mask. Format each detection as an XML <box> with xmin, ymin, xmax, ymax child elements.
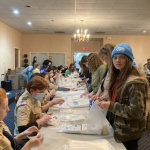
<box><xmin>34</xmin><ymin>93</ymin><xmax>45</xmax><ymax>101</ymax></box>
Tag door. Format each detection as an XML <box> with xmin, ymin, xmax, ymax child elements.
<box><xmin>31</xmin><ymin>53</ymin><xmax>48</xmax><ymax>67</ymax></box>
<box><xmin>49</xmin><ymin>53</ymin><xmax>65</xmax><ymax>67</ymax></box>
<box><xmin>15</xmin><ymin>48</ymin><xmax>19</xmax><ymax>68</ymax></box>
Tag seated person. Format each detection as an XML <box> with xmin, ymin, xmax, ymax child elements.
<box><xmin>40</xmin><ymin>65</ymin><xmax>48</xmax><ymax>73</ymax></box>
<box><xmin>0</xmin><ymin>88</ymin><xmax>44</xmax><ymax>150</ymax></box>
<box><xmin>14</xmin><ymin>76</ymin><xmax>65</xmax><ymax>147</ymax></box>
<box><xmin>141</xmin><ymin>64</ymin><xmax>150</xmax><ymax>75</ymax></box>
<box><xmin>65</xmin><ymin>64</ymin><xmax>75</xmax><ymax>77</ymax></box>
<box><xmin>32</xmin><ymin>63</ymin><xmax>40</xmax><ymax>74</ymax></box>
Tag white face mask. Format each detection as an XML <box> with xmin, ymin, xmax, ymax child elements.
<box><xmin>34</xmin><ymin>93</ymin><xmax>45</xmax><ymax>101</ymax></box>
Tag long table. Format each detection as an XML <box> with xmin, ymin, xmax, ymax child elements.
<box><xmin>31</xmin><ymin>106</ymin><xmax>126</xmax><ymax>150</ymax></box>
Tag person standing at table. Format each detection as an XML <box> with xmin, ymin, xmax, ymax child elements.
<box><xmin>0</xmin><ymin>88</ymin><xmax>44</xmax><ymax>150</ymax></box>
<box><xmin>97</xmin><ymin>43</ymin><xmax>149</xmax><ymax>150</ymax></box>
<box><xmin>43</xmin><ymin>56</ymin><xmax>53</xmax><ymax>67</ymax></box>
<box><xmin>14</xmin><ymin>76</ymin><xmax>64</xmax><ymax>148</ymax></box>
<box><xmin>32</xmin><ymin>56</ymin><xmax>37</xmax><ymax>67</ymax></box>
<box><xmin>91</xmin><ymin>43</ymin><xmax>115</xmax><ymax>101</ymax></box>
<box><xmin>80</xmin><ymin>55</ymin><xmax>92</xmax><ymax>85</ymax></box>
<box><xmin>80</xmin><ymin>53</ymin><xmax>106</xmax><ymax>98</ymax></box>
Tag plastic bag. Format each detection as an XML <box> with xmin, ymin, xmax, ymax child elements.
<box><xmin>47</xmin><ymin>115</ymin><xmax>60</xmax><ymax>127</ymax></box>
<box><xmin>59</xmin><ymin>139</ymin><xmax>115</xmax><ymax>150</ymax></box>
<box><xmin>87</xmin><ymin>100</ymin><xmax>107</xmax><ymax>135</ymax></box>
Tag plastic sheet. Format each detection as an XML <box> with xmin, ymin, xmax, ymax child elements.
<box><xmin>59</xmin><ymin>139</ymin><xmax>115</xmax><ymax>150</ymax></box>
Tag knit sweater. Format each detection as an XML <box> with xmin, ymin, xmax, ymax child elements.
<box><xmin>87</xmin><ymin>64</ymin><xmax>106</xmax><ymax>94</ymax></box>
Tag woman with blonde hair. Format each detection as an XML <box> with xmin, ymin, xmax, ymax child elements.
<box><xmin>32</xmin><ymin>63</ymin><xmax>40</xmax><ymax>74</ymax></box>
<box><xmin>0</xmin><ymin>88</ymin><xmax>44</xmax><ymax>150</ymax></box>
<box><xmin>98</xmin><ymin>43</ymin><xmax>149</xmax><ymax>150</ymax></box>
<box><xmin>80</xmin><ymin>53</ymin><xmax>106</xmax><ymax>98</ymax></box>
<box><xmin>91</xmin><ymin>43</ymin><xmax>115</xmax><ymax>101</ymax></box>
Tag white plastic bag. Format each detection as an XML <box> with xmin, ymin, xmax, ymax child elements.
<box><xmin>87</xmin><ymin>100</ymin><xmax>107</xmax><ymax>135</ymax></box>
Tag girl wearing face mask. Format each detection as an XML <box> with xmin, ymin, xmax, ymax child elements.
<box><xmin>80</xmin><ymin>53</ymin><xmax>106</xmax><ymax>98</ymax></box>
<box><xmin>98</xmin><ymin>43</ymin><xmax>149</xmax><ymax>150</ymax></box>
<box><xmin>14</xmin><ymin>76</ymin><xmax>64</xmax><ymax>148</ymax></box>
<box><xmin>0</xmin><ymin>88</ymin><xmax>44</xmax><ymax>150</ymax></box>
<box><xmin>91</xmin><ymin>44</ymin><xmax>115</xmax><ymax>101</ymax></box>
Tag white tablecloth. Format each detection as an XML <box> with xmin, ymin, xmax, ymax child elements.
<box><xmin>31</xmin><ymin>107</ymin><xmax>126</xmax><ymax>150</ymax></box>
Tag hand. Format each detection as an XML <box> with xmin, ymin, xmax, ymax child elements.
<box><xmin>50</xmin><ymin>89</ymin><xmax>56</xmax><ymax>95</ymax></box>
<box><xmin>27</xmin><ymin>134</ymin><xmax>44</xmax><ymax>148</ymax></box>
<box><xmin>88</xmin><ymin>92</ymin><xmax>94</xmax><ymax>98</ymax></box>
<box><xmin>86</xmin><ymin>78</ymin><xmax>89</xmax><ymax>81</ymax></box>
<box><xmin>76</xmin><ymin>82</ymin><xmax>79</xmax><ymax>86</ymax></box>
<box><xmin>91</xmin><ymin>95</ymin><xmax>97</xmax><ymax>101</ymax></box>
<box><xmin>70</xmin><ymin>88</ymin><xmax>75</xmax><ymax>91</ymax></box>
<box><xmin>97</xmin><ymin>101</ymin><xmax>110</xmax><ymax>109</ymax></box>
<box><xmin>52</xmin><ymin>99</ymin><xmax>65</xmax><ymax>105</ymax></box>
<box><xmin>23</xmin><ymin>126</ymin><xmax>39</xmax><ymax>137</ymax></box>
<box><xmin>40</xmin><ymin>70</ymin><xmax>44</xmax><ymax>73</ymax></box>
<box><xmin>47</xmin><ymin>112</ymin><xmax>53</xmax><ymax>116</ymax></box>
<box><xmin>80</xmin><ymin>92</ymin><xmax>86</xmax><ymax>98</ymax></box>
<box><xmin>41</xmin><ymin>113</ymin><xmax>51</xmax><ymax>123</ymax></box>
<box><xmin>54</xmin><ymin>82</ymin><xmax>57</xmax><ymax>85</ymax></box>
<box><xmin>97</xmin><ymin>97</ymin><xmax>104</xmax><ymax>102</ymax></box>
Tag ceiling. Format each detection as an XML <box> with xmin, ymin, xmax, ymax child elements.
<box><xmin>1</xmin><ymin>0</ymin><xmax>150</xmax><ymax>35</ymax></box>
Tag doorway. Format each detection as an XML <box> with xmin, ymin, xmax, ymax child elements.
<box><xmin>15</xmin><ymin>48</ymin><xmax>19</xmax><ymax>68</ymax></box>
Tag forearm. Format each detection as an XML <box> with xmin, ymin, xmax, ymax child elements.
<box><xmin>21</xmin><ymin>142</ymin><xmax>31</xmax><ymax>150</ymax></box>
<box><xmin>100</xmin><ymin>92</ymin><xmax>108</xmax><ymax>100</ymax></box>
<box><xmin>36</xmin><ymin>118</ymin><xmax>45</xmax><ymax>127</ymax></box>
<box><xmin>14</xmin><ymin>132</ymin><xmax>26</xmax><ymax>143</ymax></box>
<box><xmin>18</xmin><ymin>122</ymin><xmax>38</xmax><ymax>133</ymax></box>
<box><xmin>42</xmin><ymin>101</ymin><xmax>55</xmax><ymax>111</ymax></box>
<box><xmin>96</xmin><ymin>87</ymin><xmax>102</xmax><ymax>97</ymax></box>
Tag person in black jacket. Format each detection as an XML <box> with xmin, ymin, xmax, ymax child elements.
<box><xmin>43</xmin><ymin>56</ymin><xmax>53</xmax><ymax>66</ymax></box>
<box><xmin>32</xmin><ymin>56</ymin><xmax>37</xmax><ymax>66</ymax></box>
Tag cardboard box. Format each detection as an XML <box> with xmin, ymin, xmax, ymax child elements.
<box><xmin>16</xmin><ymin>67</ymin><xmax>25</xmax><ymax>74</ymax></box>
<box><xmin>16</xmin><ymin>74</ymin><xmax>25</xmax><ymax>80</ymax></box>
<box><xmin>8</xmin><ymin>70</ymin><xmax>16</xmax><ymax>75</ymax></box>
<box><xmin>19</xmin><ymin>80</ymin><xmax>27</xmax><ymax>87</ymax></box>
<box><xmin>8</xmin><ymin>75</ymin><xmax>19</xmax><ymax>90</ymax></box>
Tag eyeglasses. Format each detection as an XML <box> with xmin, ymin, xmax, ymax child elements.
<box><xmin>112</xmin><ymin>56</ymin><xmax>126</xmax><ymax>61</ymax></box>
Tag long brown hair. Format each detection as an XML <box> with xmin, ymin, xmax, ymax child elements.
<box><xmin>108</xmin><ymin>56</ymin><xmax>149</xmax><ymax>102</ymax></box>
<box><xmin>88</xmin><ymin>53</ymin><xmax>103</xmax><ymax>73</ymax></box>
<box><xmin>69</xmin><ymin>63</ymin><xmax>75</xmax><ymax>74</ymax></box>
<box><xmin>80</xmin><ymin>55</ymin><xmax>89</xmax><ymax>78</ymax></box>
<box><xmin>98</xmin><ymin>43</ymin><xmax>115</xmax><ymax>74</ymax></box>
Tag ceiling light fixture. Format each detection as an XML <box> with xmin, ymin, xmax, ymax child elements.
<box><xmin>143</xmin><ymin>31</ymin><xmax>146</xmax><ymax>33</ymax></box>
<box><xmin>13</xmin><ymin>10</ymin><xmax>19</xmax><ymax>14</ymax></box>
<box><xmin>74</xmin><ymin>20</ymin><xmax>90</xmax><ymax>42</ymax></box>
<box><xmin>27</xmin><ymin>22</ymin><xmax>32</xmax><ymax>25</ymax></box>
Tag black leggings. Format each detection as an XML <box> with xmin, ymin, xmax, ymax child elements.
<box><xmin>123</xmin><ymin>138</ymin><xmax>140</xmax><ymax>150</ymax></box>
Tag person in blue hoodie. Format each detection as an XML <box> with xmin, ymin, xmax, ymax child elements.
<box><xmin>22</xmin><ymin>66</ymin><xmax>33</xmax><ymax>83</ymax></box>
